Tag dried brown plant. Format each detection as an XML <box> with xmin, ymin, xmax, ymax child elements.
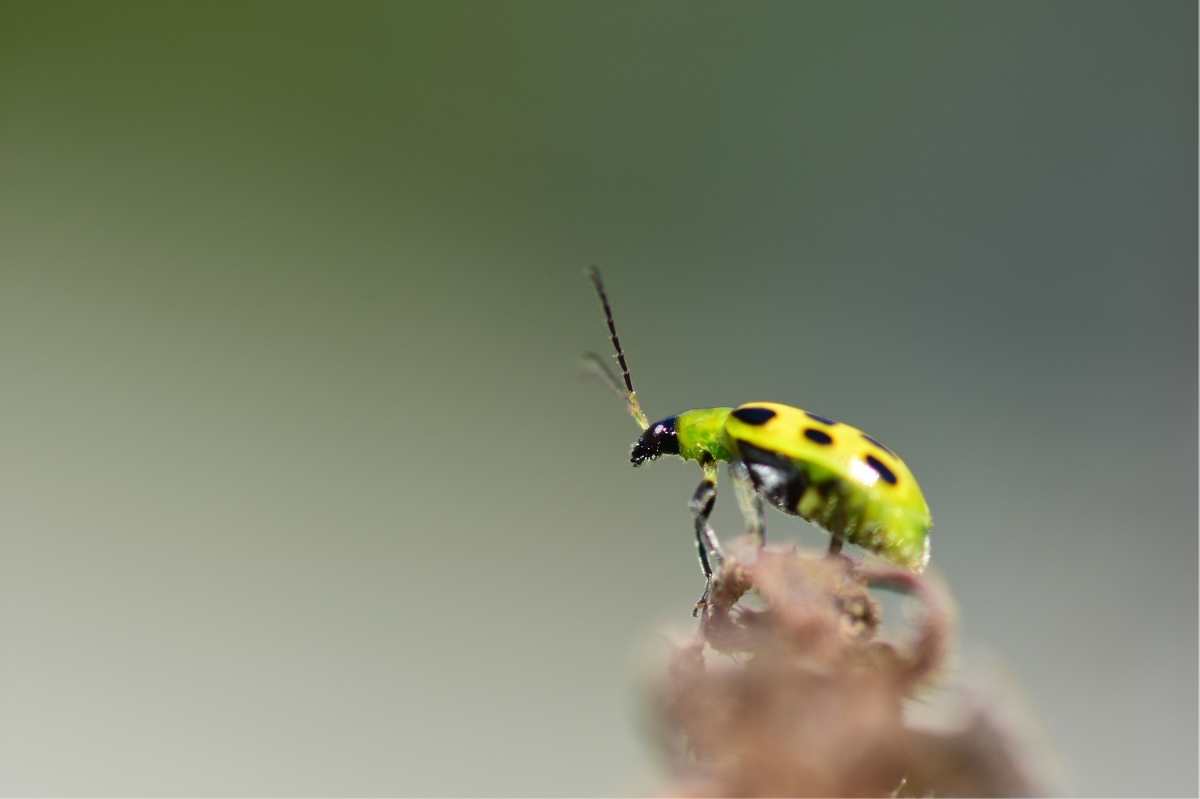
<box><xmin>647</xmin><ymin>536</ymin><xmax>1053</xmax><ymax>798</ymax></box>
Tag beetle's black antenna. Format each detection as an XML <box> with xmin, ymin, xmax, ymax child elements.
<box><xmin>589</xmin><ymin>267</ymin><xmax>649</xmax><ymax>430</ymax></box>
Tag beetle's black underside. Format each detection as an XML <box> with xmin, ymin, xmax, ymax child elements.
<box><xmin>737</xmin><ymin>441</ymin><xmax>808</xmax><ymax>512</ymax></box>
<box><xmin>734</xmin><ymin>439</ymin><xmax>859</xmax><ymax>540</ymax></box>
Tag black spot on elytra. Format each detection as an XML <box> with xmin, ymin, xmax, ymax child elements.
<box><xmin>804</xmin><ymin>428</ymin><xmax>833</xmax><ymax>445</ymax></box>
<box><xmin>806</xmin><ymin>411</ymin><xmax>837</xmax><ymax>426</ymax></box>
<box><xmin>862</xmin><ymin>432</ymin><xmax>893</xmax><ymax>454</ymax></box>
<box><xmin>732</xmin><ymin>406</ymin><xmax>776</xmax><ymax>426</ymax></box>
<box><xmin>864</xmin><ymin>454</ymin><xmax>898</xmax><ymax>485</ymax></box>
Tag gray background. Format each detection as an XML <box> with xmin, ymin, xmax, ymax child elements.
<box><xmin>2</xmin><ymin>2</ymin><xmax>1195</xmax><ymax>795</ymax></box>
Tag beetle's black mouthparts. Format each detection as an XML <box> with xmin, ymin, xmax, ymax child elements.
<box><xmin>630</xmin><ymin>416</ymin><xmax>680</xmax><ymax>466</ymax></box>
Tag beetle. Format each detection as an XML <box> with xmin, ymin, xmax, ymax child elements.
<box><xmin>583</xmin><ymin>268</ymin><xmax>932</xmax><ymax>609</ymax></box>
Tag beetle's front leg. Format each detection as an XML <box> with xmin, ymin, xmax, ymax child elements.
<box><xmin>690</xmin><ymin>459</ymin><xmax>722</xmax><ymax>616</ymax></box>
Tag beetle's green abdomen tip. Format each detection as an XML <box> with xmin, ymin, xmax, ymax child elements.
<box><xmin>900</xmin><ymin>531</ymin><xmax>932</xmax><ymax>572</ymax></box>
<box><xmin>877</xmin><ymin>520</ymin><xmax>931</xmax><ymax>572</ymax></box>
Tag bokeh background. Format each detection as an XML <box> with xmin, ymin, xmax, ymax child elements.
<box><xmin>1</xmin><ymin>2</ymin><xmax>1195</xmax><ymax>795</ymax></box>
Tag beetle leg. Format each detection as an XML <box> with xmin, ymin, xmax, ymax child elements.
<box><xmin>730</xmin><ymin>461</ymin><xmax>766</xmax><ymax>546</ymax></box>
<box><xmin>690</xmin><ymin>465</ymin><xmax>721</xmax><ymax>577</ymax></box>
<box><xmin>690</xmin><ymin>460</ymin><xmax>722</xmax><ymax>615</ymax></box>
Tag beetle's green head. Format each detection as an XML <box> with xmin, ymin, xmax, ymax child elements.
<box><xmin>631</xmin><ymin>416</ymin><xmax>679</xmax><ymax>466</ymax></box>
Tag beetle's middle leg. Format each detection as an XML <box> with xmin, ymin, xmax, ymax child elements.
<box><xmin>690</xmin><ymin>459</ymin><xmax>722</xmax><ymax>615</ymax></box>
<box><xmin>729</xmin><ymin>461</ymin><xmax>766</xmax><ymax>546</ymax></box>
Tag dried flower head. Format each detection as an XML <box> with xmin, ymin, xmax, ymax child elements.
<box><xmin>648</xmin><ymin>536</ymin><xmax>1052</xmax><ymax>797</ymax></box>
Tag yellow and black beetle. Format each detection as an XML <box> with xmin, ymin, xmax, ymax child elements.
<box><xmin>584</xmin><ymin>269</ymin><xmax>932</xmax><ymax>607</ymax></box>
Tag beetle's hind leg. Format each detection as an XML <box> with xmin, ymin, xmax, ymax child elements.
<box><xmin>730</xmin><ymin>461</ymin><xmax>766</xmax><ymax>546</ymax></box>
<box><xmin>690</xmin><ymin>460</ymin><xmax>722</xmax><ymax>616</ymax></box>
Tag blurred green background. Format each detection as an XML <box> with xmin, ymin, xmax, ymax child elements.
<box><xmin>1</xmin><ymin>1</ymin><xmax>1195</xmax><ymax>795</ymax></box>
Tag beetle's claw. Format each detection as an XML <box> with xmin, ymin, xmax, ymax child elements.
<box><xmin>692</xmin><ymin>580</ymin><xmax>712</xmax><ymax>618</ymax></box>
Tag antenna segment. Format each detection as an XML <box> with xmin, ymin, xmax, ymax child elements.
<box><xmin>588</xmin><ymin>267</ymin><xmax>649</xmax><ymax>430</ymax></box>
